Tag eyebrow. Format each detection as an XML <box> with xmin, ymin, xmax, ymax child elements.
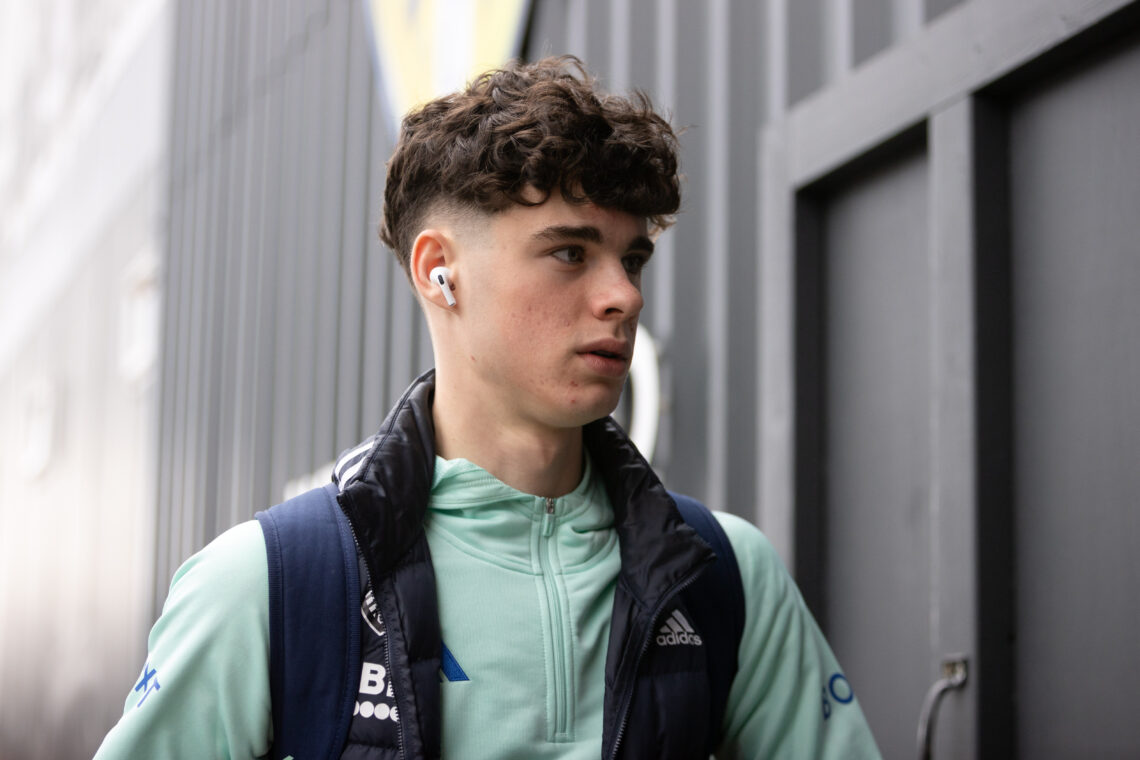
<box><xmin>533</xmin><ymin>224</ymin><xmax>656</xmax><ymax>254</ymax></box>
<box><xmin>533</xmin><ymin>224</ymin><xmax>603</xmax><ymax>243</ymax></box>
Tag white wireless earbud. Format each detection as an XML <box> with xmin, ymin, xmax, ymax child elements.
<box><xmin>429</xmin><ymin>266</ymin><xmax>456</xmax><ymax>307</ymax></box>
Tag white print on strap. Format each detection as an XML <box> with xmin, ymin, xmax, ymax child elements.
<box><xmin>356</xmin><ymin>661</ymin><xmax>399</xmax><ymax>722</ymax></box>
<box><xmin>354</xmin><ymin>700</ymin><xmax>400</xmax><ymax>722</ymax></box>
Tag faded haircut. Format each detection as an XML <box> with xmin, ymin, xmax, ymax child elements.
<box><xmin>379</xmin><ymin>55</ymin><xmax>681</xmax><ymax>271</ymax></box>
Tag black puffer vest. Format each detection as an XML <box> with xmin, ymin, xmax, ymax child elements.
<box><xmin>282</xmin><ymin>371</ymin><xmax>736</xmax><ymax>759</ymax></box>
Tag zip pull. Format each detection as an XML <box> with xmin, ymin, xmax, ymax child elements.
<box><xmin>542</xmin><ymin>497</ymin><xmax>556</xmax><ymax>537</ymax></box>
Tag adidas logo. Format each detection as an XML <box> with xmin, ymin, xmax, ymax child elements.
<box><xmin>656</xmin><ymin>609</ymin><xmax>703</xmax><ymax>647</ymax></box>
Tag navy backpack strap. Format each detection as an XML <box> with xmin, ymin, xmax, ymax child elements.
<box><xmin>256</xmin><ymin>482</ymin><xmax>361</xmax><ymax>760</ymax></box>
<box><xmin>670</xmin><ymin>491</ymin><xmax>746</xmax><ymax>753</ymax></box>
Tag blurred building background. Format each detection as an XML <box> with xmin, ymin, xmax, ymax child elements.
<box><xmin>0</xmin><ymin>0</ymin><xmax>169</xmax><ymax>756</ymax></box>
<box><xmin>1</xmin><ymin>0</ymin><xmax>1138</xmax><ymax>758</ymax></box>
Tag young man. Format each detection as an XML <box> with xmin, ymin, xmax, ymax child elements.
<box><xmin>96</xmin><ymin>57</ymin><xmax>880</xmax><ymax>758</ymax></box>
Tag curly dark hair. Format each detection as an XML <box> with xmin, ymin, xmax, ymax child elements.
<box><xmin>379</xmin><ymin>56</ymin><xmax>681</xmax><ymax>270</ymax></box>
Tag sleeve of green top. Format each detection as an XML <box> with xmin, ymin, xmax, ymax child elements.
<box><xmin>93</xmin><ymin>519</ymin><xmax>273</xmax><ymax>760</ymax></box>
<box><xmin>712</xmin><ymin>512</ymin><xmax>882</xmax><ymax>759</ymax></box>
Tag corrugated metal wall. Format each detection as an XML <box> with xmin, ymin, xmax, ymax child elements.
<box><xmin>157</xmin><ymin>0</ymin><xmax>419</xmax><ymax>606</ymax></box>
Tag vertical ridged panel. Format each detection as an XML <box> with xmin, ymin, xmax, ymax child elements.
<box><xmin>724</xmin><ymin>0</ymin><xmax>763</xmax><ymax>513</ymax></box>
<box><xmin>335</xmin><ymin>0</ymin><xmax>375</xmax><ymax>453</ymax></box>
<box><xmin>665</xmin><ymin>0</ymin><xmax>711</xmax><ymax>497</ymax></box>
<box><xmin>788</xmin><ymin>0</ymin><xmax>825</xmax><ymax>104</ymax></box>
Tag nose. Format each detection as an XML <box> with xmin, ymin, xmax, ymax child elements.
<box><xmin>592</xmin><ymin>259</ymin><xmax>644</xmax><ymax>321</ymax></box>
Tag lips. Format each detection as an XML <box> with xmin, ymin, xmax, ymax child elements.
<box><xmin>578</xmin><ymin>339</ymin><xmax>631</xmax><ymax>361</ymax></box>
<box><xmin>578</xmin><ymin>339</ymin><xmax>632</xmax><ymax>378</ymax></box>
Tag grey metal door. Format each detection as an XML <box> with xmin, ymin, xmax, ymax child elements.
<box><xmin>1007</xmin><ymin>33</ymin><xmax>1140</xmax><ymax>756</ymax></box>
<box><xmin>784</xmin><ymin>9</ymin><xmax>1140</xmax><ymax>759</ymax></box>
<box><xmin>798</xmin><ymin>144</ymin><xmax>936</xmax><ymax>760</ymax></box>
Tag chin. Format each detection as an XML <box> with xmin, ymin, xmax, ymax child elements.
<box><xmin>561</xmin><ymin>392</ymin><xmax>623</xmax><ymax>427</ymax></box>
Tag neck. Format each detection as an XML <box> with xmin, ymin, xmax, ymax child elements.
<box><xmin>431</xmin><ymin>375</ymin><xmax>585</xmax><ymax>498</ymax></box>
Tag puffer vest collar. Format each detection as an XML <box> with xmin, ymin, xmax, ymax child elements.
<box><xmin>334</xmin><ymin>370</ymin><xmax>716</xmax><ymax>759</ymax></box>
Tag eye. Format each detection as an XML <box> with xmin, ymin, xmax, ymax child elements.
<box><xmin>551</xmin><ymin>246</ymin><xmax>586</xmax><ymax>264</ymax></box>
<box><xmin>622</xmin><ymin>253</ymin><xmax>651</xmax><ymax>275</ymax></box>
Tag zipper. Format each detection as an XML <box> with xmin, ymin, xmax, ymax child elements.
<box><xmin>345</xmin><ymin>505</ymin><xmax>407</xmax><ymax>760</ymax></box>
<box><xmin>607</xmin><ymin>567</ymin><xmax>708</xmax><ymax>759</ymax></box>
<box><xmin>537</xmin><ymin>495</ymin><xmax>573</xmax><ymax>740</ymax></box>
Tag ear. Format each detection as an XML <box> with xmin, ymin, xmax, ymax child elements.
<box><xmin>409</xmin><ymin>228</ymin><xmax>457</xmax><ymax>309</ymax></box>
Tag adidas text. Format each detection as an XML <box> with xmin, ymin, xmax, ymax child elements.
<box><xmin>656</xmin><ymin>630</ymin><xmax>703</xmax><ymax>646</ymax></box>
<box><xmin>657</xmin><ymin>610</ymin><xmax>703</xmax><ymax>646</ymax></box>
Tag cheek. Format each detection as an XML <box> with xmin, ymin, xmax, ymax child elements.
<box><xmin>500</xmin><ymin>292</ymin><xmax>573</xmax><ymax>337</ymax></box>
<box><xmin>471</xmin><ymin>301</ymin><xmax>554</xmax><ymax>371</ymax></box>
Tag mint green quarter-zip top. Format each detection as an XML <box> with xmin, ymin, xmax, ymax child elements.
<box><xmin>95</xmin><ymin>451</ymin><xmax>883</xmax><ymax>759</ymax></box>
<box><xmin>425</xmin><ymin>455</ymin><xmax>621</xmax><ymax>759</ymax></box>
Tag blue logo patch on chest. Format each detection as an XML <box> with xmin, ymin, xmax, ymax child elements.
<box><xmin>440</xmin><ymin>641</ymin><xmax>469</xmax><ymax>682</ymax></box>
